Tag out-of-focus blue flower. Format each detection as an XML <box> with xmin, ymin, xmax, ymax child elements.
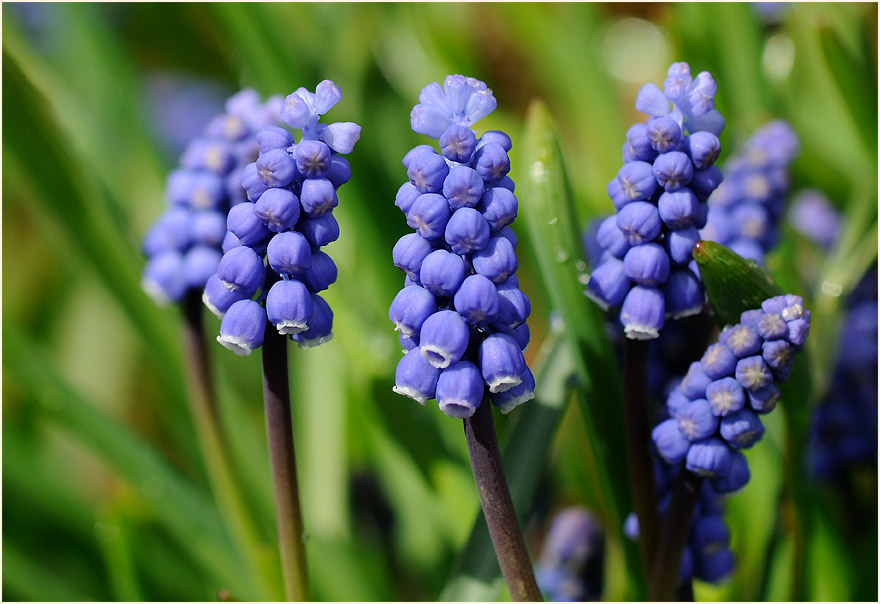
<box><xmin>586</xmin><ymin>62</ymin><xmax>723</xmax><ymax>338</ymax></box>
<box><xmin>535</xmin><ymin>507</ymin><xmax>605</xmax><ymax>601</ymax></box>
<box><xmin>808</xmin><ymin>270</ymin><xmax>878</xmax><ymax>480</ymax></box>
<box><xmin>198</xmin><ymin>81</ymin><xmax>359</xmax><ymax>353</ymax></box>
<box><xmin>701</xmin><ymin>121</ymin><xmax>799</xmax><ymax>263</ymax></box>
<box><xmin>142</xmin><ymin>89</ymin><xmax>281</xmax><ymax>306</ymax></box>
<box><xmin>789</xmin><ymin>189</ymin><xmax>841</xmax><ymax>250</ymax></box>
<box><xmin>390</xmin><ymin>75</ymin><xmax>532</xmax><ymax>418</ymax></box>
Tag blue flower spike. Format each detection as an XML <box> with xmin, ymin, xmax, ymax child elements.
<box><xmin>586</xmin><ymin>62</ymin><xmax>724</xmax><ymax>338</ymax></box>
<box><xmin>201</xmin><ymin>81</ymin><xmax>360</xmax><ymax>352</ymax></box>
<box><xmin>390</xmin><ymin>75</ymin><xmax>533</xmax><ymax>418</ymax></box>
<box><xmin>143</xmin><ymin>89</ymin><xmax>282</xmax><ymax>306</ymax></box>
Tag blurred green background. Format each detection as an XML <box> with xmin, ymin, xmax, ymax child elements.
<box><xmin>3</xmin><ymin>2</ymin><xmax>877</xmax><ymax>602</ymax></box>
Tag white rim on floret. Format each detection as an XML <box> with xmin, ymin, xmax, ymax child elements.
<box><xmin>391</xmin><ymin>385</ymin><xmax>429</xmax><ymax>406</ymax></box>
<box><xmin>584</xmin><ymin>287</ymin><xmax>612</xmax><ymax>312</ymax></box>
<box><xmin>217</xmin><ymin>335</ymin><xmax>254</xmax><ymax>356</ymax></box>
<box><xmin>667</xmin><ymin>304</ymin><xmax>703</xmax><ymax>320</ymax></box>
<box><xmin>420</xmin><ymin>345</ymin><xmax>454</xmax><ymax>369</ymax></box>
<box><xmin>276</xmin><ymin>320</ymin><xmax>309</xmax><ymax>335</ymax></box>
<box><xmin>202</xmin><ymin>290</ymin><xmax>225</xmax><ymax>319</ymax></box>
<box><xmin>487</xmin><ymin>374</ymin><xmax>523</xmax><ymax>394</ymax></box>
<box><xmin>220</xmin><ymin>279</ymin><xmax>241</xmax><ymax>292</ymax></box>
<box><xmin>624</xmin><ymin>323</ymin><xmax>660</xmax><ymax>340</ymax></box>
<box><xmin>393</xmin><ymin>321</ymin><xmax>416</xmax><ymax>338</ymax></box>
<box><xmin>438</xmin><ymin>400</ymin><xmax>477</xmax><ymax>418</ymax></box>
<box><xmin>296</xmin><ymin>333</ymin><xmax>333</xmax><ymax>349</ymax></box>
<box><xmin>496</xmin><ymin>390</ymin><xmax>535</xmax><ymax>415</ymax></box>
<box><xmin>142</xmin><ymin>277</ymin><xmax>172</xmax><ymax>307</ymax></box>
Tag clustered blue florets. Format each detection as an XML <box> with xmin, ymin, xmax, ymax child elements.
<box><xmin>625</xmin><ymin>460</ymin><xmax>736</xmax><ymax>585</ymax></box>
<box><xmin>653</xmin><ymin>294</ymin><xmax>811</xmax><ymax>475</ymax></box>
<box><xmin>701</xmin><ymin>121</ymin><xmax>800</xmax><ymax>264</ymax></box>
<box><xmin>203</xmin><ymin>81</ymin><xmax>361</xmax><ymax>356</ymax></box>
<box><xmin>142</xmin><ymin>89</ymin><xmax>282</xmax><ymax>305</ymax></box>
<box><xmin>586</xmin><ymin>62</ymin><xmax>726</xmax><ymax>340</ymax></box>
<box><xmin>534</xmin><ymin>507</ymin><xmax>604</xmax><ymax>601</ymax></box>
<box><xmin>625</xmin><ymin>293</ymin><xmax>812</xmax><ymax>584</ymax></box>
<box><xmin>390</xmin><ymin>75</ymin><xmax>533</xmax><ymax>418</ymax></box>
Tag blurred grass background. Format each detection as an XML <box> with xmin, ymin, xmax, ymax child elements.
<box><xmin>2</xmin><ymin>2</ymin><xmax>877</xmax><ymax>601</ymax></box>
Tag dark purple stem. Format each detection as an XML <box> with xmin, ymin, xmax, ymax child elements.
<box><xmin>463</xmin><ymin>397</ymin><xmax>543</xmax><ymax>602</ymax></box>
<box><xmin>261</xmin><ymin>326</ymin><xmax>309</xmax><ymax>601</ymax></box>
<box><xmin>648</xmin><ymin>469</ymin><xmax>703</xmax><ymax>601</ymax></box>
<box><xmin>623</xmin><ymin>338</ymin><xmax>661</xmax><ymax>584</ymax></box>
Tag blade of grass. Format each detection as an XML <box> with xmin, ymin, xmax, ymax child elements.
<box><xmin>520</xmin><ymin>99</ymin><xmax>642</xmax><ymax>600</ymax></box>
<box><xmin>3</xmin><ymin>325</ymin><xmax>248</xmax><ymax>595</ymax></box>
<box><xmin>2</xmin><ymin>539</ymin><xmax>94</xmax><ymax>602</ymax></box>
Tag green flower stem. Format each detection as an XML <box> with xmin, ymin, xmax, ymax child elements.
<box><xmin>463</xmin><ymin>397</ymin><xmax>543</xmax><ymax>602</ymax></box>
<box><xmin>622</xmin><ymin>338</ymin><xmax>661</xmax><ymax>584</ymax></box>
<box><xmin>181</xmin><ymin>290</ymin><xmax>278</xmax><ymax>600</ymax></box>
<box><xmin>648</xmin><ymin>469</ymin><xmax>703</xmax><ymax>601</ymax></box>
<box><xmin>261</xmin><ymin>326</ymin><xmax>309</xmax><ymax>602</ymax></box>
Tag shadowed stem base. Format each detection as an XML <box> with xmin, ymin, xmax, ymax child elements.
<box><xmin>623</xmin><ymin>338</ymin><xmax>661</xmax><ymax>584</ymax></box>
<box><xmin>463</xmin><ymin>397</ymin><xmax>543</xmax><ymax>602</ymax></box>
<box><xmin>649</xmin><ymin>469</ymin><xmax>703</xmax><ymax>601</ymax></box>
<box><xmin>262</xmin><ymin>327</ymin><xmax>309</xmax><ymax>601</ymax></box>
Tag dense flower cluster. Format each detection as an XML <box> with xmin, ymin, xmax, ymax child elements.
<box><xmin>535</xmin><ymin>507</ymin><xmax>604</xmax><ymax>601</ymax></box>
<box><xmin>652</xmin><ymin>294</ymin><xmax>811</xmax><ymax>477</ymax></box>
<box><xmin>585</xmin><ymin>62</ymin><xmax>725</xmax><ymax>339</ymax></box>
<box><xmin>204</xmin><ymin>81</ymin><xmax>361</xmax><ymax>355</ymax></box>
<box><xmin>389</xmin><ymin>75</ymin><xmax>533</xmax><ymax>418</ymax></box>
<box><xmin>142</xmin><ymin>90</ymin><xmax>281</xmax><ymax>305</ymax></box>
<box><xmin>701</xmin><ymin>121</ymin><xmax>799</xmax><ymax>264</ymax></box>
<box><xmin>624</xmin><ymin>461</ymin><xmax>735</xmax><ymax>584</ymax></box>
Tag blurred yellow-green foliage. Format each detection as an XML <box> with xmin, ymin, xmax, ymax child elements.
<box><xmin>3</xmin><ymin>3</ymin><xmax>877</xmax><ymax>602</ymax></box>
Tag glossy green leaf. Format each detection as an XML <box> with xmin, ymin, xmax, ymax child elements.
<box><xmin>692</xmin><ymin>240</ymin><xmax>784</xmax><ymax>327</ymax></box>
<box><xmin>519</xmin><ymin>100</ymin><xmax>642</xmax><ymax>600</ymax></box>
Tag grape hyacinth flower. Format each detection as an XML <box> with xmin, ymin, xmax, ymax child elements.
<box><xmin>653</xmin><ymin>294</ymin><xmax>810</xmax><ymax>476</ymax></box>
<box><xmin>586</xmin><ymin>62</ymin><xmax>725</xmax><ymax>339</ymax></box>
<box><xmin>700</xmin><ymin>121</ymin><xmax>799</xmax><ymax>264</ymax></box>
<box><xmin>624</xmin><ymin>461</ymin><xmax>735</xmax><ymax>587</ymax></box>
<box><xmin>535</xmin><ymin>507</ymin><xmax>605</xmax><ymax>601</ymax></box>
<box><xmin>390</xmin><ymin>75</ymin><xmax>542</xmax><ymax>603</ymax></box>
<box><xmin>142</xmin><ymin>89</ymin><xmax>282</xmax><ymax>305</ymax></box>
<box><xmin>390</xmin><ymin>75</ymin><xmax>533</xmax><ymax>419</ymax></box>
<box><xmin>208</xmin><ymin>81</ymin><xmax>360</xmax><ymax>356</ymax></box>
